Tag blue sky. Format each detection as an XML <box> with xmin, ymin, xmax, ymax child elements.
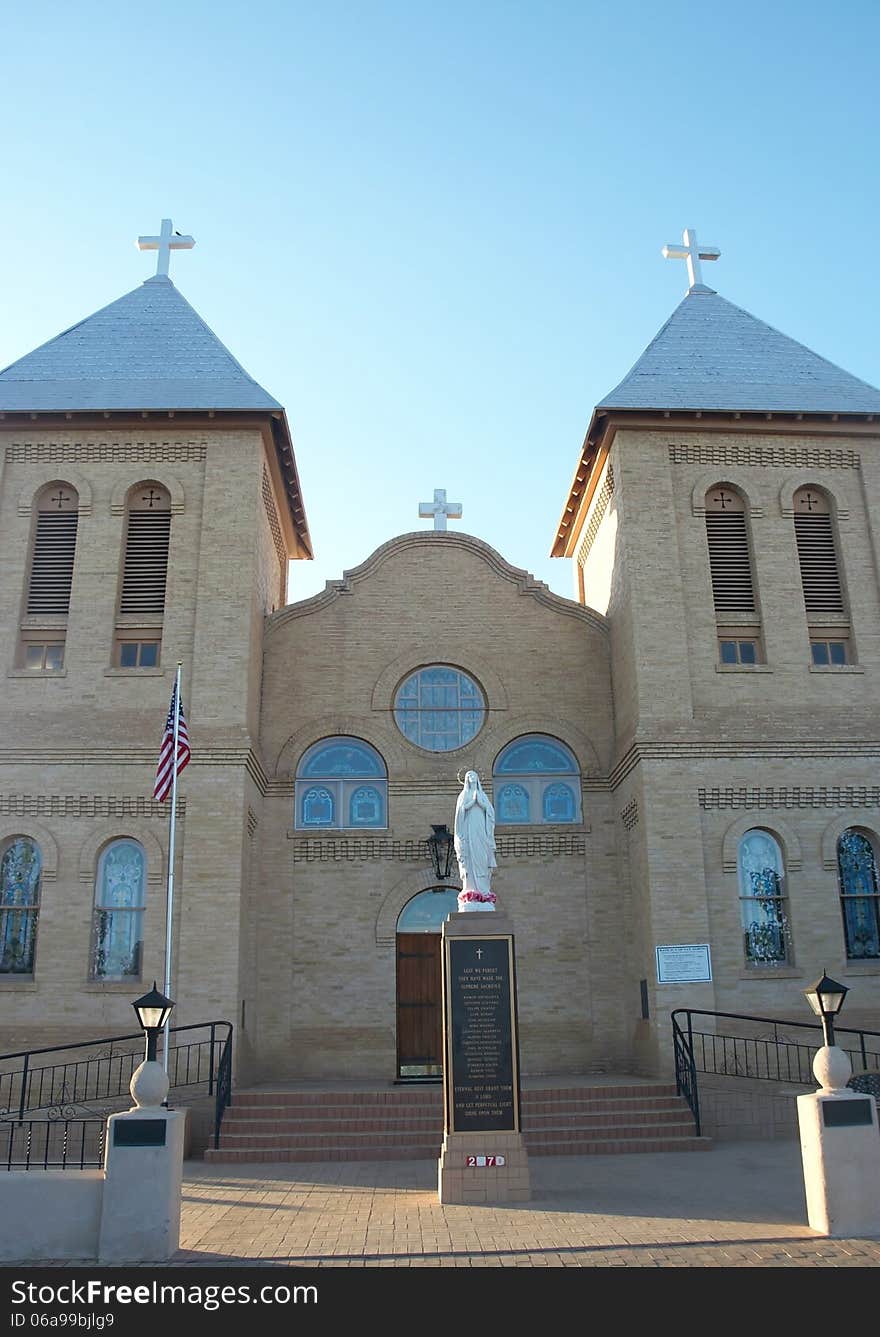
<box><xmin>3</xmin><ymin>1</ymin><xmax>878</xmax><ymax>602</ymax></box>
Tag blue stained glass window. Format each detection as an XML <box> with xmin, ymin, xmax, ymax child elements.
<box><xmin>495</xmin><ymin>738</ymin><xmax>577</xmax><ymax>774</ymax></box>
<box><xmin>300</xmin><ymin>741</ymin><xmax>384</xmax><ymax>778</ymax></box>
<box><xmin>493</xmin><ymin>734</ymin><xmax>581</xmax><ymax>825</ymax></box>
<box><xmin>295</xmin><ymin>738</ymin><xmax>388</xmax><ymax>830</ymax></box>
<box><xmin>302</xmin><ymin>787</ymin><xmax>334</xmax><ymax>826</ymax></box>
<box><xmin>498</xmin><ymin>784</ymin><xmax>530</xmax><ymax>823</ymax></box>
<box><xmin>92</xmin><ymin>840</ymin><xmax>145</xmax><ymax>980</ymax></box>
<box><xmin>397</xmin><ymin>887</ymin><xmax>460</xmax><ymax>932</ymax></box>
<box><xmin>393</xmin><ymin>667</ymin><xmax>485</xmax><ymax>752</ymax></box>
<box><xmin>0</xmin><ymin>838</ymin><xmax>41</xmax><ymax>975</ymax></box>
<box><xmin>837</xmin><ymin>830</ymin><xmax>880</xmax><ymax>959</ymax></box>
<box><xmin>349</xmin><ymin>786</ymin><xmax>384</xmax><ymax>827</ymax></box>
<box><xmin>543</xmin><ymin>783</ymin><xmax>575</xmax><ymax>822</ymax></box>
<box><xmin>737</xmin><ymin>829</ymin><xmax>790</xmax><ymax>966</ymax></box>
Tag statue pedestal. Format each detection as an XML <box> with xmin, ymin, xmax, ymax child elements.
<box><xmin>438</xmin><ymin>912</ymin><xmax>530</xmax><ymax>1204</ymax></box>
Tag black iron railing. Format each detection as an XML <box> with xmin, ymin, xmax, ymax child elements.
<box><xmin>0</xmin><ymin>1021</ymin><xmax>233</xmax><ymax>1127</ymax></box>
<box><xmin>671</xmin><ymin>1009</ymin><xmax>880</xmax><ymax>1132</ymax></box>
<box><xmin>1</xmin><ymin>1119</ymin><xmax>106</xmax><ymax>1170</ymax></box>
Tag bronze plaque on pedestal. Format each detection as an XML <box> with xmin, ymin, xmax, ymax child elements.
<box><xmin>443</xmin><ymin>935</ymin><xmax>520</xmax><ymax>1133</ymax></box>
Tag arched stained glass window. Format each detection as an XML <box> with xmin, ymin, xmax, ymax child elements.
<box><xmin>393</xmin><ymin>666</ymin><xmax>485</xmax><ymax>752</ymax></box>
<box><xmin>837</xmin><ymin>829</ymin><xmax>880</xmax><ymax>960</ymax></box>
<box><xmin>737</xmin><ymin>829</ymin><xmax>790</xmax><ymax>966</ymax></box>
<box><xmin>0</xmin><ymin>838</ymin><xmax>41</xmax><ymax>975</ymax></box>
<box><xmin>302</xmin><ymin>787</ymin><xmax>334</xmax><ymax>826</ymax></box>
<box><xmin>493</xmin><ymin>735</ymin><xmax>581</xmax><ymax>825</ymax></box>
<box><xmin>295</xmin><ymin>738</ymin><xmax>387</xmax><ymax>829</ymax></box>
<box><xmin>349</xmin><ymin>787</ymin><xmax>383</xmax><ymax>827</ymax></box>
<box><xmin>397</xmin><ymin>887</ymin><xmax>460</xmax><ymax>932</ymax></box>
<box><xmin>497</xmin><ymin>784</ymin><xmax>530</xmax><ymax>823</ymax></box>
<box><xmin>543</xmin><ymin>783</ymin><xmax>575</xmax><ymax>822</ymax></box>
<box><xmin>495</xmin><ymin>738</ymin><xmax>577</xmax><ymax>775</ymax></box>
<box><xmin>91</xmin><ymin>840</ymin><xmax>146</xmax><ymax>981</ymax></box>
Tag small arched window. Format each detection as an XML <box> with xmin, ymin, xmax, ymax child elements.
<box><xmin>793</xmin><ymin>487</ymin><xmax>851</xmax><ymax>666</ymax></box>
<box><xmin>493</xmin><ymin>735</ymin><xmax>581</xmax><ymax>825</ymax></box>
<box><xmin>91</xmin><ymin>840</ymin><xmax>146</xmax><ymax>980</ymax></box>
<box><xmin>0</xmin><ymin>838</ymin><xmax>42</xmax><ymax>975</ymax></box>
<box><xmin>397</xmin><ymin>887</ymin><xmax>460</xmax><ymax>932</ymax></box>
<box><xmin>115</xmin><ymin>483</ymin><xmax>171</xmax><ymax>668</ymax></box>
<box><xmin>20</xmin><ymin>483</ymin><xmax>79</xmax><ymax>670</ymax></box>
<box><xmin>737</xmin><ymin>829</ymin><xmax>790</xmax><ymax>966</ymax></box>
<box><xmin>705</xmin><ymin>486</ymin><xmax>763</xmax><ymax>666</ymax></box>
<box><xmin>295</xmin><ymin>738</ymin><xmax>388</xmax><ymax>830</ymax></box>
<box><xmin>837</xmin><ymin>829</ymin><xmax>880</xmax><ymax>960</ymax></box>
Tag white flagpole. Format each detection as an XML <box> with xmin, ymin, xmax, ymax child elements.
<box><xmin>162</xmin><ymin>661</ymin><xmax>183</xmax><ymax>1074</ymax></box>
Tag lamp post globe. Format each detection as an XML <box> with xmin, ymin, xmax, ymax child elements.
<box><xmin>803</xmin><ymin>971</ymin><xmax>851</xmax><ymax>1093</ymax></box>
<box><xmin>130</xmin><ymin>982</ymin><xmax>175</xmax><ymax>1108</ymax></box>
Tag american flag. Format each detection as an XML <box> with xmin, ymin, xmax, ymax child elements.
<box><xmin>153</xmin><ymin>681</ymin><xmax>190</xmax><ymax>801</ymax></box>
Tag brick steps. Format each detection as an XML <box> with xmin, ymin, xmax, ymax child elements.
<box><xmin>205</xmin><ymin>1082</ymin><xmax>709</xmax><ymax>1163</ymax></box>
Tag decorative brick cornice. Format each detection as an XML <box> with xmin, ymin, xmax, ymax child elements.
<box><xmin>700</xmin><ymin>786</ymin><xmax>880</xmax><ymax>810</ymax></box>
<box><xmin>289</xmin><ymin>833</ymin><xmax>586</xmax><ymax>861</ymax></box>
<box><xmin>7</xmin><ymin>441</ymin><xmax>207</xmax><ymax>463</ymax></box>
<box><xmin>0</xmin><ymin>748</ymin><xmax>270</xmax><ymax>793</ymax></box>
<box><xmin>611</xmin><ymin>741</ymin><xmax>880</xmax><ymax>789</ymax></box>
<box><xmin>0</xmin><ymin>794</ymin><xmax>184</xmax><ymax>819</ymax></box>
<box><xmin>669</xmin><ymin>443</ymin><xmax>860</xmax><ymax>470</ymax></box>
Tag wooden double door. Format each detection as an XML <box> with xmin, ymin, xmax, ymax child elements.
<box><xmin>396</xmin><ymin>932</ymin><xmax>443</xmax><ymax>1078</ymax></box>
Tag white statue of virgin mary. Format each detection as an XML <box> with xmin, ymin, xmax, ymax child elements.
<box><xmin>453</xmin><ymin>770</ymin><xmax>497</xmax><ymax>911</ymax></box>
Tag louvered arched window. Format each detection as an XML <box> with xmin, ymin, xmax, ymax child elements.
<box><xmin>793</xmin><ymin>487</ymin><xmax>850</xmax><ymax>666</ymax></box>
<box><xmin>91</xmin><ymin>839</ymin><xmax>146</xmax><ymax>980</ymax></box>
<box><xmin>0</xmin><ymin>838</ymin><xmax>42</xmax><ymax>975</ymax></box>
<box><xmin>115</xmin><ymin>483</ymin><xmax>171</xmax><ymax>668</ymax></box>
<box><xmin>704</xmin><ymin>486</ymin><xmax>763</xmax><ymax>665</ymax></box>
<box><xmin>493</xmin><ymin>735</ymin><xmax>581</xmax><ymax>825</ymax></box>
<box><xmin>295</xmin><ymin>738</ymin><xmax>388</xmax><ymax>830</ymax></box>
<box><xmin>19</xmin><ymin>483</ymin><xmax>79</xmax><ymax>670</ymax></box>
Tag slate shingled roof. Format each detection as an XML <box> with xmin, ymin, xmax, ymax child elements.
<box><xmin>0</xmin><ymin>276</ymin><xmax>282</xmax><ymax>412</ymax></box>
<box><xmin>599</xmin><ymin>288</ymin><xmax>880</xmax><ymax>415</ymax></box>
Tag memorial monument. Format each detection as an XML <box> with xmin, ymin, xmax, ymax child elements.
<box><xmin>438</xmin><ymin>772</ymin><xmax>531</xmax><ymax>1204</ymax></box>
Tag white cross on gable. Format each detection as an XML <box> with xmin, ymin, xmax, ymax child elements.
<box><xmin>662</xmin><ymin>228</ymin><xmax>720</xmax><ymax>291</ymax></box>
<box><xmin>419</xmin><ymin>488</ymin><xmax>462</xmax><ymax>532</ymax></box>
<box><xmin>137</xmin><ymin>218</ymin><xmax>196</xmax><ymax>278</ymax></box>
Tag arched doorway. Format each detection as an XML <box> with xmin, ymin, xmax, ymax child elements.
<box><xmin>396</xmin><ymin>886</ymin><xmax>458</xmax><ymax>1079</ymax></box>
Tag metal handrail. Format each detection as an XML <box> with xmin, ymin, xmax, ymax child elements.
<box><xmin>670</xmin><ymin>1008</ymin><xmax>880</xmax><ymax>1132</ymax></box>
<box><xmin>0</xmin><ymin>1021</ymin><xmax>233</xmax><ymax>1125</ymax></box>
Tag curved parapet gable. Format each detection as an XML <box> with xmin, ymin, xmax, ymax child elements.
<box><xmin>269</xmin><ymin>531</ymin><xmax>609</xmax><ymax>635</ymax></box>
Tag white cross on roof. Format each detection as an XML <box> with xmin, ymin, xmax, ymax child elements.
<box><xmin>137</xmin><ymin>218</ymin><xmax>196</xmax><ymax>279</ymax></box>
<box><xmin>419</xmin><ymin>488</ymin><xmax>462</xmax><ymax>532</ymax></box>
<box><xmin>662</xmin><ymin>227</ymin><xmax>720</xmax><ymax>292</ymax></box>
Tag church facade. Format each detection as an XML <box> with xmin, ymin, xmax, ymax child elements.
<box><xmin>0</xmin><ymin>231</ymin><xmax>878</xmax><ymax>1086</ymax></box>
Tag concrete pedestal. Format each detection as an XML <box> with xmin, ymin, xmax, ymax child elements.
<box><xmin>438</xmin><ymin>911</ymin><xmax>531</xmax><ymax>1204</ymax></box>
<box><xmin>98</xmin><ymin>1107</ymin><xmax>187</xmax><ymax>1262</ymax></box>
<box><xmin>797</xmin><ymin>1082</ymin><xmax>880</xmax><ymax>1237</ymax></box>
<box><xmin>438</xmin><ymin>1129</ymin><xmax>531</xmax><ymax>1205</ymax></box>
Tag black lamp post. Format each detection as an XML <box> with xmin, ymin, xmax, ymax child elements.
<box><xmin>803</xmin><ymin>970</ymin><xmax>849</xmax><ymax>1048</ymax></box>
<box><xmin>427</xmin><ymin>824</ymin><xmax>455</xmax><ymax>880</ymax></box>
<box><xmin>132</xmin><ymin>981</ymin><xmax>175</xmax><ymax>1064</ymax></box>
